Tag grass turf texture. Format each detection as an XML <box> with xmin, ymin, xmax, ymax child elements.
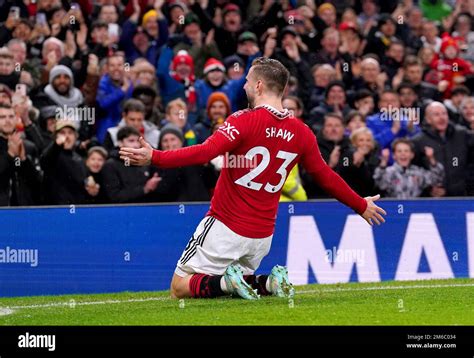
<box><xmin>1</xmin><ymin>278</ymin><xmax>473</xmax><ymax>325</ymax></box>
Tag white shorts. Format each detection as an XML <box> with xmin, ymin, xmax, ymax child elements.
<box><xmin>175</xmin><ymin>216</ymin><xmax>273</xmax><ymax>277</ymax></box>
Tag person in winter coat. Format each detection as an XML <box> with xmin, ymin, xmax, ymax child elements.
<box><xmin>96</xmin><ymin>54</ymin><xmax>134</xmax><ymax>143</ymax></box>
<box><xmin>102</xmin><ymin>126</ymin><xmax>161</xmax><ymax>203</ymax></box>
<box><xmin>0</xmin><ymin>104</ymin><xmax>40</xmax><ymax>206</ymax></box>
<box><xmin>40</xmin><ymin>120</ymin><xmax>91</xmax><ymax>205</ymax></box>
<box><xmin>120</xmin><ymin>8</ymin><xmax>168</xmax><ymax>64</ymax></box>
<box><xmin>194</xmin><ymin>57</ymin><xmax>253</xmax><ymax>112</ymax></box>
<box><xmin>374</xmin><ymin>138</ymin><xmax>444</xmax><ymax>199</ymax></box>
<box><xmin>103</xmin><ymin>99</ymin><xmax>160</xmax><ymax>151</ymax></box>
<box><xmin>157</xmin><ymin>47</ymin><xmax>199</xmax><ymax>124</ymax></box>
<box><xmin>194</xmin><ymin>92</ymin><xmax>231</xmax><ymax>144</ymax></box>
<box><xmin>412</xmin><ymin>101</ymin><xmax>474</xmax><ymax>197</ymax></box>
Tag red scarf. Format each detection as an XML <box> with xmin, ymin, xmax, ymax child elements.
<box><xmin>171</xmin><ymin>72</ymin><xmax>197</xmax><ymax>112</ymax></box>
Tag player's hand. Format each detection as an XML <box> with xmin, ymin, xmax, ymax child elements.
<box><xmin>119</xmin><ymin>137</ymin><xmax>153</xmax><ymax>166</ymax></box>
<box><xmin>362</xmin><ymin>194</ymin><xmax>386</xmax><ymax>226</ymax></box>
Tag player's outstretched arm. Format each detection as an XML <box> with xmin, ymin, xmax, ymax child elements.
<box><xmin>120</xmin><ymin>127</ymin><xmax>239</xmax><ymax>168</ymax></box>
<box><xmin>300</xmin><ymin>129</ymin><xmax>387</xmax><ymax>226</ymax></box>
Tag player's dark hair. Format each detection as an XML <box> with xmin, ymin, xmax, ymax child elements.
<box><xmin>250</xmin><ymin>57</ymin><xmax>289</xmax><ymax>96</ymax></box>
<box><xmin>117</xmin><ymin>126</ymin><xmax>140</xmax><ymax>141</ymax></box>
<box><xmin>391</xmin><ymin>137</ymin><xmax>414</xmax><ymax>153</ymax></box>
<box><xmin>122</xmin><ymin>99</ymin><xmax>146</xmax><ymax>114</ymax></box>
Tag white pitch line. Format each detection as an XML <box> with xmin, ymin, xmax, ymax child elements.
<box><xmin>2</xmin><ymin>296</ymin><xmax>170</xmax><ymax>311</ymax></box>
<box><xmin>298</xmin><ymin>282</ymin><xmax>474</xmax><ymax>294</ymax></box>
<box><xmin>0</xmin><ymin>308</ymin><xmax>15</xmax><ymax>316</ymax></box>
<box><xmin>1</xmin><ymin>283</ymin><xmax>473</xmax><ymax>314</ymax></box>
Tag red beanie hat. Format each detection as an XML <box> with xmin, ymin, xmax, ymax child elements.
<box><xmin>172</xmin><ymin>50</ymin><xmax>194</xmax><ymax>72</ymax></box>
<box><xmin>203</xmin><ymin>58</ymin><xmax>226</xmax><ymax>75</ymax></box>
<box><xmin>440</xmin><ymin>36</ymin><xmax>459</xmax><ymax>55</ymax></box>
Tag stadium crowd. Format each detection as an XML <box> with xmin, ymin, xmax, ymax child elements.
<box><xmin>1</xmin><ymin>0</ymin><xmax>474</xmax><ymax>206</ymax></box>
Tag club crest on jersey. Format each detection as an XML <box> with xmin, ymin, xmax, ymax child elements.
<box><xmin>219</xmin><ymin>122</ymin><xmax>240</xmax><ymax>141</ymax></box>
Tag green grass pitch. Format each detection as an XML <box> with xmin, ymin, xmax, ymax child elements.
<box><xmin>1</xmin><ymin>278</ymin><xmax>473</xmax><ymax>325</ymax></box>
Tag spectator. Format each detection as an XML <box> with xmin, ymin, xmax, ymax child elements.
<box><xmin>195</xmin><ymin>57</ymin><xmax>251</xmax><ymax>112</ymax></box>
<box><xmin>96</xmin><ymin>53</ymin><xmax>133</xmax><ymax>143</ymax></box>
<box><xmin>157</xmin><ymin>47</ymin><xmax>198</xmax><ymax>124</ymax></box>
<box><xmin>154</xmin><ymin>123</ymin><xmax>216</xmax><ymax>201</ymax></box>
<box><xmin>348</xmin><ymin>126</ymin><xmax>380</xmax><ymax>196</ymax></box>
<box><xmin>301</xmin><ymin>113</ymin><xmax>354</xmax><ymax>198</ymax></box>
<box><xmin>132</xmin><ymin>85</ymin><xmax>161</xmax><ymax>126</ymax></box>
<box><xmin>120</xmin><ymin>5</ymin><xmax>168</xmax><ymax>64</ymax></box>
<box><xmin>7</xmin><ymin>39</ymin><xmax>40</xmax><ymax>90</ymax></box>
<box><xmin>40</xmin><ymin>120</ymin><xmax>89</xmax><ymax>205</ymax></box>
<box><xmin>283</xmin><ymin>96</ymin><xmax>304</xmax><ymax>120</ymax></box>
<box><xmin>0</xmin><ymin>104</ymin><xmax>40</xmax><ymax>206</ymax></box>
<box><xmin>102</xmin><ymin>126</ymin><xmax>161</xmax><ymax>203</ymax></box>
<box><xmin>366</xmin><ymin>90</ymin><xmax>420</xmax><ymax>149</ymax></box>
<box><xmin>312</xmin><ymin>28</ymin><xmax>343</xmax><ymax>67</ymax></box>
<box><xmin>172</xmin><ymin>13</ymin><xmax>222</xmax><ymax>78</ymax></box>
<box><xmin>364</xmin><ymin>14</ymin><xmax>400</xmax><ymax>59</ymax></box>
<box><xmin>452</xmin><ymin>13</ymin><xmax>474</xmax><ymax>63</ymax></box>
<box><xmin>224</xmin><ymin>55</ymin><xmax>245</xmax><ymax>80</ymax></box>
<box><xmin>309</xmin><ymin>80</ymin><xmax>351</xmax><ymax>132</ymax></box>
<box><xmin>402</xmin><ymin>55</ymin><xmax>441</xmax><ymax>103</ymax></box>
<box><xmin>345</xmin><ymin>110</ymin><xmax>366</xmax><ymax>135</ymax></box>
<box><xmin>194</xmin><ymin>91</ymin><xmax>230</xmax><ymax>144</ymax></box>
<box><xmin>84</xmin><ymin>146</ymin><xmax>108</xmax><ymax>204</ymax></box>
<box><xmin>420</xmin><ymin>20</ymin><xmax>442</xmax><ymax>53</ymax></box>
<box><xmin>374</xmin><ymin>138</ymin><xmax>444</xmax><ymax>198</ymax></box>
<box><xmin>352</xmin><ymin>88</ymin><xmax>375</xmax><ymax>118</ymax></box>
<box><xmin>445</xmin><ymin>86</ymin><xmax>470</xmax><ymax>124</ymax></box>
<box><xmin>308</xmin><ymin>64</ymin><xmax>336</xmax><ymax>110</ymax></box>
<box><xmin>429</xmin><ymin>35</ymin><xmax>473</xmax><ymax>99</ymax></box>
<box><xmin>0</xmin><ymin>47</ymin><xmax>19</xmax><ymax>90</ymax></box>
<box><xmin>34</xmin><ymin>65</ymin><xmax>84</xmax><ymax>112</ymax></box>
<box><xmin>412</xmin><ymin>101</ymin><xmax>474</xmax><ymax>196</ymax></box>
<box><xmin>161</xmin><ymin>98</ymin><xmax>197</xmax><ymax>146</ymax></box>
<box><xmin>460</xmin><ymin>96</ymin><xmax>474</xmax><ymax>129</ymax></box>
<box><xmin>103</xmin><ymin>98</ymin><xmax>160</xmax><ymax>151</ymax></box>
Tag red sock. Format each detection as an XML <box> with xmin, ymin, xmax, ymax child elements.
<box><xmin>189</xmin><ymin>274</ymin><xmax>225</xmax><ymax>298</ymax></box>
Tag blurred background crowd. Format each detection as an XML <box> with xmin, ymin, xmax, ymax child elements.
<box><xmin>1</xmin><ymin>0</ymin><xmax>474</xmax><ymax>206</ymax></box>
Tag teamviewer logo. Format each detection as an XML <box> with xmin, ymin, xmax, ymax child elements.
<box><xmin>219</xmin><ymin>122</ymin><xmax>240</xmax><ymax>141</ymax></box>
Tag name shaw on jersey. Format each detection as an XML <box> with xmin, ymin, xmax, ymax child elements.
<box><xmin>265</xmin><ymin>127</ymin><xmax>295</xmax><ymax>142</ymax></box>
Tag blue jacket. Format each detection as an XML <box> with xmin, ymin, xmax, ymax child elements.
<box><xmin>194</xmin><ymin>53</ymin><xmax>258</xmax><ymax>112</ymax></box>
<box><xmin>96</xmin><ymin>75</ymin><xmax>133</xmax><ymax>143</ymax></box>
<box><xmin>120</xmin><ymin>19</ymin><xmax>169</xmax><ymax>64</ymax></box>
<box><xmin>157</xmin><ymin>46</ymin><xmax>201</xmax><ymax>124</ymax></box>
<box><xmin>366</xmin><ymin>111</ymin><xmax>420</xmax><ymax>149</ymax></box>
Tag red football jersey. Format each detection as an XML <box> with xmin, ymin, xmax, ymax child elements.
<box><xmin>152</xmin><ymin>105</ymin><xmax>367</xmax><ymax>238</ymax></box>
